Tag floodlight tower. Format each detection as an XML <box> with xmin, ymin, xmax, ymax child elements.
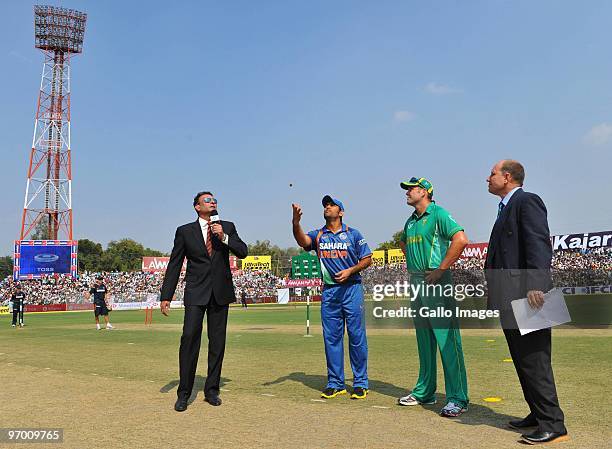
<box><xmin>20</xmin><ymin>5</ymin><xmax>87</xmax><ymax>240</ymax></box>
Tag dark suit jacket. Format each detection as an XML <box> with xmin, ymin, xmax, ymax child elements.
<box><xmin>484</xmin><ymin>188</ymin><xmax>553</xmax><ymax>311</ymax></box>
<box><xmin>161</xmin><ymin>219</ymin><xmax>248</xmax><ymax>306</ymax></box>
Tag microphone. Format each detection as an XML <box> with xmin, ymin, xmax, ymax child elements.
<box><xmin>210</xmin><ymin>210</ymin><xmax>220</xmax><ymax>224</ymax></box>
<box><xmin>209</xmin><ymin>210</ymin><xmax>221</xmax><ymax>241</ymax></box>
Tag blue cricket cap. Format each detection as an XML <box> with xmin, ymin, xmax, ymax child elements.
<box><xmin>322</xmin><ymin>195</ymin><xmax>344</xmax><ymax>211</ymax></box>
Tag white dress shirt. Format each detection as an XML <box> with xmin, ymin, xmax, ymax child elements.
<box><xmin>501</xmin><ymin>186</ymin><xmax>521</xmax><ymax>207</ymax></box>
<box><xmin>198</xmin><ymin>217</ymin><xmax>229</xmax><ymax>246</ymax></box>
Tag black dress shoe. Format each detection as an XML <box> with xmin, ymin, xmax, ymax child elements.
<box><xmin>174</xmin><ymin>397</ymin><xmax>188</xmax><ymax>412</ymax></box>
<box><xmin>204</xmin><ymin>394</ymin><xmax>222</xmax><ymax>406</ymax></box>
<box><xmin>521</xmin><ymin>430</ymin><xmax>569</xmax><ymax>445</ymax></box>
<box><xmin>508</xmin><ymin>416</ymin><xmax>538</xmax><ymax>429</ymax></box>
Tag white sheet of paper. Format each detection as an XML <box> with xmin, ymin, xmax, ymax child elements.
<box><xmin>511</xmin><ymin>288</ymin><xmax>571</xmax><ymax>336</ymax></box>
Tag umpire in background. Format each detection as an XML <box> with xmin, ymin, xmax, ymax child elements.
<box><xmin>160</xmin><ymin>191</ymin><xmax>248</xmax><ymax>412</ymax></box>
<box><xmin>485</xmin><ymin>160</ymin><xmax>568</xmax><ymax>445</ymax></box>
<box><xmin>11</xmin><ymin>284</ymin><xmax>26</xmax><ymax>327</ymax></box>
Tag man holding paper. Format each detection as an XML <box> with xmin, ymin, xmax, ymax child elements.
<box><xmin>485</xmin><ymin>160</ymin><xmax>568</xmax><ymax>445</ymax></box>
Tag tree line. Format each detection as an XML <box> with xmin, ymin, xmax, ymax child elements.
<box><xmin>0</xmin><ymin>232</ymin><xmax>402</xmax><ymax>280</ymax></box>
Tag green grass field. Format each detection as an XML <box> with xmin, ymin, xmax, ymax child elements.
<box><xmin>1</xmin><ymin>305</ymin><xmax>610</xmax><ymax>448</ymax></box>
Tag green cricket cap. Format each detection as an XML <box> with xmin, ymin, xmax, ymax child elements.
<box><xmin>400</xmin><ymin>177</ymin><xmax>434</xmax><ymax>195</ymax></box>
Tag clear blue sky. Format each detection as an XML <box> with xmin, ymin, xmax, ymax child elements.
<box><xmin>1</xmin><ymin>0</ymin><xmax>611</xmax><ymax>256</ymax></box>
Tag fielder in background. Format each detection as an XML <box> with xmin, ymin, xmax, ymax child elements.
<box><xmin>397</xmin><ymin>177</ymin><xmax>470</xmax><ymax>417</ymax></box>
<box><xmin>292</xmin><ymin>195</ymin><xmax>372</xmax><ymax>400</ymax></box>
<box><xmin>11</xmin><ymin>284</ymin><xmax>26</xmax><ymax>328</ymax></box>
<box><xmin>85</xmin><ymin>276</ymin><xmax>114</xmax><ymax>330</ymax></box>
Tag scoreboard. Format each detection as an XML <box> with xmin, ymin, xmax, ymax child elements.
<box><xmin>14</xmin><ymin>240</ymin><xmax>78</xmax><ymax>280</ymax></box>
<box><xmin>291</xmin><ymin>252</ymin><xmax>320</xmax><ymax>279</ymax></box>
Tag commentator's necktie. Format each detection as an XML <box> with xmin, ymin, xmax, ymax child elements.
<box><xmin>497</xmin><ymin>202</ymin><xmax>505</xmax><ymax>220</ymax></box>
<box><xmin>206</xmin><ymin>222</ymin><xmax>214</xmax><ymax>256</ymax></box>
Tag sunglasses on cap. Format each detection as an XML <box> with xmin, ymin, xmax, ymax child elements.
<box><xmin>400</xmin><ymin>177</ymin><xmax>434</xmax><ymax>194</ymax></box>
<box><xmin>406</xmin><ymin>178</ymin><xmax>423</xmax><ymax>188</ymax></box>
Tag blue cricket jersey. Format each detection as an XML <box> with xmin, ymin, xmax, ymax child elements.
<box><xmin>306</xmin><ymin>223</ymin><xmax>372</xmax><ymax>285</ymax></box>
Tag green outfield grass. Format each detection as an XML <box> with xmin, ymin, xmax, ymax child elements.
<box><xmin>0</xmin><ymin>305</ymin><xmax>610</xmax><ymax>448</ymax></box>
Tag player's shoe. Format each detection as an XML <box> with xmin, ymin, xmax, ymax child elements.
<box><xmin>397</xmin><ymin>393</ymin><xmax>436</xmax><ymax>406</ymax></box>
<box><xmin>440</xmin><ymin>402</ymin><xmax>467</xmax><ymax>417</ymax></box>
<box><xmin>11</xmin><ymin>324</ymin><xmax>16</xmax><ymax>327</ymax></box>
<box><xmin>350</xmin><ymin>387</ymin><xmax>368</xmax><ymax>400</ymax></box>
<box><xmin>321</xmin><ymin>388</ymin><xmax>347</xmax><ymax>399</ymax></box>
<box><xmin>106</xmin><ymin>324</ymin><xmax>114</xmax><ymax>330</ymax></box>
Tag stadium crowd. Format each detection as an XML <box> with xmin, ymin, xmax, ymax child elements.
<box><xmin>1</xmin><ymin>248</ymin><xmax>610</xmax><ymax>305</ymax></box>
<box><xmin>550</xmin><ymin>247</ymin><xmax>612</xmax><ymax>287</ymax></box>
<box><xmin>0</xmin><ymin>272</ymin><xmax>164</xmax><ymax>305</ymax></box>
<box><xmin>0</xmin><ymin>270</ymin><xmax>285</xmax><ymax>305</ymax></box>
<box><xmin>362</xmin><ymin>265</ymin><xmax>407</xmax><ymax>293</ymax></box>
<box><xmin>361</xmin><ymin>248</ymin><xmax>612</xmax><ymax>294</ymax></box>
<box><xmin>232</xmin><ymin>270</ymin><xmax>284</xmax><ymax>301</ymax></box>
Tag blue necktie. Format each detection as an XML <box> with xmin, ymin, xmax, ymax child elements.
<box><xmin>497</xmin><ymin>202</ymin><xmax>505</xmax><ymax>219</ymax></box>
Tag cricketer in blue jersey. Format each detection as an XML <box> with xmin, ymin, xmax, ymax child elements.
<box><xmin>292</xmin><ymin>195</ymin><xmax>372</xmax><ymax>400</ymax></box>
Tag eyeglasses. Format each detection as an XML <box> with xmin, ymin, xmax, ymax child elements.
<box><xmin>202</xmin><ymin>197</ymin><xmax>218</xmax><ymax>204</ymax></box>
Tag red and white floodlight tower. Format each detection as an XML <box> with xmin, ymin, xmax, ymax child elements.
<box><xmin>20</xmin><ymin>5</ymin><xmax>87</xmax><ymax>241</ymax></box>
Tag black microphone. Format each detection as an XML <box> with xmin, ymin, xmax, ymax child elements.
<box><xmin>210</xmin><ymin>210</ymin><xmax>220</xmax><ymax>224</ymax></box>
<box><xmin>209</xmin><ymin>210</ymin><xmax>221</xmax><ymax>241</ymax></box>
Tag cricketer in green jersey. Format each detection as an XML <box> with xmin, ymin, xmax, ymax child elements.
<box><xmin>397</xmin><ymin>177</ymin><xmax>470</xmax><ymax>418</ymax></box>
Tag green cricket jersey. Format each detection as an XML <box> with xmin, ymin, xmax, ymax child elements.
<box><xmin>401</xmin><ymin>202</ymin><xmax>463</xmax><ymax>272</ymax></box>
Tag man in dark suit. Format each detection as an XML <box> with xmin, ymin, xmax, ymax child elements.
<box><xmin>160</xmin><ymin>191</ymin><xmax>248</xmax><ymax>412</ymax></box>
<box><xmin>485</xmin><ymin>160</ymin><xmax>568</xmax><ymax>445</ymax></box>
